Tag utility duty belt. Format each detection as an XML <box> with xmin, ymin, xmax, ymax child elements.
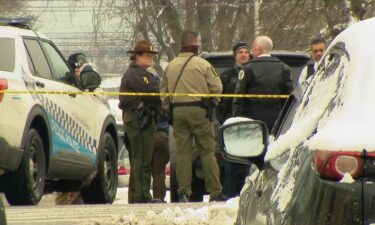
<box><xmin>169</xmin><ymin>98</ymin><xmax>216</xmax><ymax>125</ymax></box>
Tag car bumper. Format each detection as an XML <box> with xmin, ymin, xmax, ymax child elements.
<box><xmin>0</xmin><ymin>137</ymin><xmax>23</xmax><ymax>171</ymax></box>
<box><xmin>288</xmin><ymin>169</ymin><xmax>375</xmax><ymax>225</ymax></box>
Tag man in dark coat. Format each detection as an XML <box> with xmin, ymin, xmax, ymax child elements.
<box><xmin>217</xmin><ymin>42</ymin><xmax>251</xmax><ymax>124</ymax></box>
<box><xmin>233</xmin><ymin>36</ymin><xmax>293</xmax><ymax>131</ymax></box>
<box><xmin>218</xmin><ymin>42</ymin><xmax>251</xmax><ymax>198</ymax></box>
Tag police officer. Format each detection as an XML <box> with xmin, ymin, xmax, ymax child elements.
<box><xmin>160</xmin><ymin>31</ymin><xmax>227</xmax><ymax>202</ymax></box>
<box><xmin>118</xmin><ymin>40</ymin><xmax>161</xmax><ymax>204</ymax></box>
<box><xmin>123</xmin><ymin>74</ymin><xmax>170</xmax><ymax>204</ymax></box>
<box><xmin>233</xmin><ymin>36</ymin><xmax>293</xmax><ymax>131</ymax></box>
<box><xmin>219</xmin><ymin>42</ymin><xmax>251</xmax><ymax>198</ymax></box>
<box><xmin>217</xmin><ymin>42</ymin><xmax>251</xmax><ymax>124</ymax></box>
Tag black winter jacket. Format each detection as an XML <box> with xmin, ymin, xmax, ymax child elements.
<box><xmin>118</xmin><ymin>62</ymin><xmax>161</xmax><ymax>112</ymax></box>
<box><xmin>233</xmin><ymin>56</ymin><xmax>293</xmax><ymax>124</ymax></box>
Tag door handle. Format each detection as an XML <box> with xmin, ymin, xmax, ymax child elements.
<box><xmin>35</xmin><ymin>81</ymin><xmax>45</xmax><ymax>88</ymax></box>
<box><xmin>68</xmin><ymin>93</ymin><xmax>77</xmax><ymax>98</ymax></box>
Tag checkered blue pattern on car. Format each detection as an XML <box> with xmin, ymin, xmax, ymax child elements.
<box><xmin>38</xmin><ymin>94</ymin><xmax>98</xmax><ymax>154</ymax></box>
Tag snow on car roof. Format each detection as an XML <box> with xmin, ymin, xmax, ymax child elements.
<box><xmin>265</xmin><ymin>18</ymin><xmax>375</xmax><ymax>212</ymax></box>
<box><xmin>305</xmin><ymin>17</ymin><xmax>375</xmax><ymax>152</ymax></box>
<box><xmin>266</xmin><ymin>17</ymin><xmax>375</xmax><ymax>162</ymax></box>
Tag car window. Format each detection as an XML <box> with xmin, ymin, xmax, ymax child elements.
<box><xmin>26</xmin><ymin>49</ymin><xmax>36</xmax><ymax>76</ymax></box>
<box><xmin>272</xmin><ymin>95</ymin><xmax>299</xmax><ymax>138</ymax></box>
<box><xmin>0</xmin><ymin>38</ymin><xmax>15</xmax><ymax>72</ymax></box>
<box><xmin>269</xmin><ymin>96</ymin><xmax>299</xmax><ymax>170</ymax></box>
<box><xmin>24</xmin><ymin>39</ymin><xmax>53</xmax><ymax>79</ymax></box>
<box><xmin>299</xmin><ymin>45</ymin><xmax>347</xmax><ymax>116</ymax></box>
<box><xmin>269</xmin><ymin>44</ymin><xmax>348</xmax><ymax>168</ymax></box>
<box><xmin>40</xmin><ymin>41</ymin><xmax>74</xmax><ymax>85</ymax></box>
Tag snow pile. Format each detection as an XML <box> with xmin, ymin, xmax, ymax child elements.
<box><xmin>80</xmin><ymin>197</ymin><xmax>239</xmax><ymax>225</ymax></box>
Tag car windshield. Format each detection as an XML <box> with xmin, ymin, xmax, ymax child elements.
<box><xmin>0</xmin><ymin>38</ymin><xmax>15</xmax><ymax>72</ymax></box>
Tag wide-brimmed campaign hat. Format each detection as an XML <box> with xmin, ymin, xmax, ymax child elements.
<box><xmin>127</xmin><ymin>40</ymin><xmax>158</xmax><ymax>54</ymax></box>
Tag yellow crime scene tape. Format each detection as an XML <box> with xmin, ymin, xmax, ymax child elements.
<box><xmin>0</xmin><ymin>90</ymin><xmax>289</xmax><ymax>99</ymax></box>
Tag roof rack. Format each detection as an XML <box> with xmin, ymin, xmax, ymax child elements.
<box><xmin>0</xmin><ymin>17</ymin><xmax>33</xmax><ymax>29</ymax></box>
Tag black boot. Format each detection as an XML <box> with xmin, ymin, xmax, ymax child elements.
<box><xmin>209</xmin><ymin>192</ymin><xmax>228</xmax><ymax>202</ymax></box>
<box><xmin>178</xmin><ymin>193</ymin><xmax>189</xmax><ymax>203</ymax></box>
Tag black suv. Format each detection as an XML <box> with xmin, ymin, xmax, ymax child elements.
<box><xmin>169</xmin><ymin>50</ymin><xmax>310</xmax><ymax>202</ymax></box>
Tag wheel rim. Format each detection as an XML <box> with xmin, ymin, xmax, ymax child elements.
<box><xmin>103</xmin><ymin>147</ymin><xmax>113</xmax><ymax>190</ymax></box>
<box><xmin>29</xmin><ymin>139</ymin><xmax>42</xmax><ymax>191</ymax></box>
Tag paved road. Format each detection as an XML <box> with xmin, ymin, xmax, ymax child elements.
<box><xmin>5</xmin><ymin>202</ymin><xmax>211</xmax><ymax>225</ymax></box>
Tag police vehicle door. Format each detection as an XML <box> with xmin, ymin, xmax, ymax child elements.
<box><xmin>23</xmin><ymin>38</ymin><xmax>96</xmax><ymax>178</ymax></box>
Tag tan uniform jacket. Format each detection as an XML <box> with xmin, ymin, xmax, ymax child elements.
<box><xmin>160</xmin><ymin>52</ymin><xmax>223</xmax><ymax>110</ymax></box>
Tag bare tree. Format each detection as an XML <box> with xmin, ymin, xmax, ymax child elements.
<box><xmin>0</xmin><ymin>0</ymin><xmax>26</xmax><ymax>17</ymax></box>
<box><xmin>90</xmin><ymin>0</ymin><xmax>375</xmax><ymax>73</ymax></box>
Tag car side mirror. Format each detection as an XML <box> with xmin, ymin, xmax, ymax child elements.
<box><xmin>219</xmin><ymin>120</ymin><xmax>269</xmax><ymax>169</ymax></box>
<box><xmin>80</xmin><ymin>70</ymin><xmax>101</xmax><ymax>92</ymax></box>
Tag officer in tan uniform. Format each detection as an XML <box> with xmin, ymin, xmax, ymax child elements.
<box><xmin>160</xmin><ymin>31</ymin><xmax>227</xmax><ymax>202</ymax></box>
<box><xmin>119</xmin><ymin>40</ymin><xmax>161</xmax><ymax>203</ymax></box>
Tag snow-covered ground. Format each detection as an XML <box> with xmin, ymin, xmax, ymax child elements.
<box><xmin>101</xmin><ymin>188</ymin><xmax>238</xmax><ymax>225</ymax></box>
<box><xmin>81</xmin><ymin>196</ymin><xmax>239</xmax><ymax>225</ymax></box>
<box><xmin>16</xmin><ymin>188</ymin><xmax>238</xmax><ymax>225</ymax></box>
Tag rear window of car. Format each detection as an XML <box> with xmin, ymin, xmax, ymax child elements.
<box><xmin>0</xmin><ymin>38</ymin><xmax>15</xmax><ymax>72</ymax></box>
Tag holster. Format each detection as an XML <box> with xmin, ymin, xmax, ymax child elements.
<box><xmin>135</xmin><ymin>107</ymin><xmax>152</xmax><ymax>131</ymax></box>
<box><xmin>201</xmin><ymin>98</ymin><xmax>216</xmax><ymax>122</ymax></box>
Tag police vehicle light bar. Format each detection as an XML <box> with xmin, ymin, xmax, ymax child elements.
<box><xmin>0</xmin><ymin>17</ymin><xmax>33</xmax><ymax>29</ymax></box>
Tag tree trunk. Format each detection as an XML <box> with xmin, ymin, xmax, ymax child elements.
<box><xmin>216</xmin><ymin>1</ymin><xmax>237</xmax><ymax>51</ymax></box>
<box><xmin>197</xmin><ymin>0</ymin><xmax>213</xmax><ymax>51</ymax></box>
<box><xmin>184</xmin><ymin>0</ymin><xmax>197</xmax><ymax>30</ymax></box>
<box><xmin>253</xmin><ymin>0</ymin><xmax>263</xmax><ymax>37</ymax></box>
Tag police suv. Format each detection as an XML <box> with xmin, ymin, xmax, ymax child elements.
<box><xmin>0</xmin><ymin>19</ymin><xmax>118</xmax><ymax>205</ymax></box>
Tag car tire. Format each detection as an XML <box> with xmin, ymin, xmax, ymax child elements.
<box><xmin>4</xmin><ymin>128</ymin><xmax>46</xmax><ymax>205</ymax></box>
<box><xmin>170</xmin><ymin>163</ymin><xmax>179</xmax><ymax>202</ymax></box>
<box><xmin>81</xmin><ymin>132</ymin><xmax>118</xmax><ymax>204</ymax></box>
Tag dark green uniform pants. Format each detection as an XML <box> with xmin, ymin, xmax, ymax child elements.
<box><xmin>152</xmin><ymin>131</ymin><xmax>169</xmax><ymax>201</ymax></box>
<box><xmin>0</xmin><ymin>196</ymin><xmax>6</xmax><ymax>225</ymax></box>
<box><xmin>123</xmin><ymin>111</ymin><xmax>154</xmax><ymax>203</ymax></box>
<box><xmin>173</xmin><ymin>106</ymin><xmax>222</xmax><ymax>198</ymax></box>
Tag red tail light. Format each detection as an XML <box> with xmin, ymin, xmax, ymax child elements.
<box><xmin>0</xmin><ymin>79</ymin><xmax>8</xmax><ymax>102</ymax></box>
<box><xmin>118</xmin><ymin>165</ymin><xmax>128</xmax><ymax>175</ymax></box>
<box><xmin>313</xmin><ymin>151</ymin><xmax>375</xmax><ymax>181</ymax></box>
